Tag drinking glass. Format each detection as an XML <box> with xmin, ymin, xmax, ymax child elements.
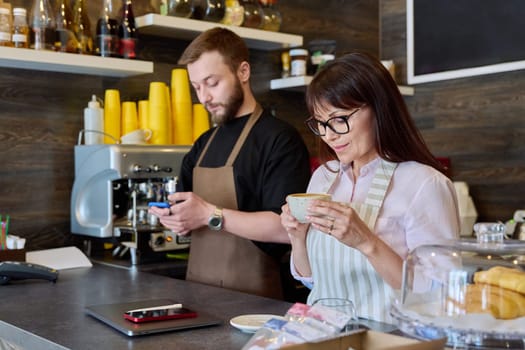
<box><xmin>312</xmin><ymin>297</ymin><xmax>359</xmax><ymax>332</ymax></box>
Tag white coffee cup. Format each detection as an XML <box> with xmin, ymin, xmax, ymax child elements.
<box><xmin>120</xmin><ymin>129</ymin><xmax>152</xmax><ymax>144</ymax></box>
<box><xmin>286</xmin><ymin>193</ymin><xmax>332</xmax><ymax>223</ymax></box>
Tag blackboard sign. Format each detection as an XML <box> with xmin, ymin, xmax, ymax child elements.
<box><xmin>406</xmin><ymin>0</ymin><xmax>525</xmax><ymax>84</ymax></box>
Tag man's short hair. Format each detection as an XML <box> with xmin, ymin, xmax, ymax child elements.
<box><xmin>178</xmin><ymin>27</ymin><xmax>249</xmax><ymax>74</ymax></box>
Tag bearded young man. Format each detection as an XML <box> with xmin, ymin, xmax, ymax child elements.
<box><xmin>149</xmin><ymin>27</ymin><xmax>311</xmax><ymax>300</ymax></box>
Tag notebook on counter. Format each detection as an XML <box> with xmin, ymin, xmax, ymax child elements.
<box><xmin>85</xmin><ymin>299</ymin><xmax>222</xmax><ymax>337</ymax></box>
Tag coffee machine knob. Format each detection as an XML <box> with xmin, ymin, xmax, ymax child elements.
<box><xmin>155</xmin><ymin>235</ymin><xmax>165</xmax><ymax>246</ymax></box>
<box><xmin>152</xmin><ymin>164</ymin><xmax>173</xmax><ymax>173</ymax></box>
<box><xmin>132</xmin><ymin>164</ymin><xmax>152</xmax><ymax>173</ymax></box>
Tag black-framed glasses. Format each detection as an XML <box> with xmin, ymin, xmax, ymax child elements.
<box><xmin>305</xmin><ymin>107</ymin><xmax>364</xmax><ymax>136</ymax></box>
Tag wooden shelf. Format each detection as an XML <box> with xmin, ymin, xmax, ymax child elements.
<box><xmin>136</xmin><ymin>14</ymin><xmax>303</xmax><ymax>51</ymax></box>
<box><xmin>270</xmin><ymin>76</ymin><xmax>415</xmax><ymax>96</ymax></box>
<box><xmin>270</xmin><ymin>75</ymin><xmax>313</xmax><ymax>91</ymax></box>
<box><xmin>0</xmin><ymin>46</ymin><xmax>154</xmax><ymax>77</ymax></box>
<box><xmin>397</xmin><ymin>85</ymin><xmax>415</xmax><ymax>96</ymax></box>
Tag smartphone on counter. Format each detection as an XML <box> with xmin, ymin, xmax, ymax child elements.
<box><xmin>124</xmin><ymin>304</ymin><xmax>198</xmax><ymax>323</ymax></box>
<box><xmin>148</xmin><ymin>202</ymin><xmax>170</xmax><ymax>209</ymax></box>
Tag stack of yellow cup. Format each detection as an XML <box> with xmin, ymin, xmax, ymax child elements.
<box><xmin>165</xmin><ymin>84</ymin><xmax>173</xmax><ymax>143</ymax></box>
<box><xmin>104</xmin><ymin>89</ymin><xmax>121</xmax><ymax>144</ymax></box>
<box><xmin>148</xmin><ymin>82</ymin><xmax>171</xmax><ymax>145</ymax></box>
<box><xmin>171</xmin><ymin>68</ymin><xmax>193</xmax><ymax>145</ymax></box>
<box><xmin>121</xmin><ymin>101</ymin><xmax>138</xmax><ymax>137</ymax></box>
<box><xmin>193</xmin><ymin>103</ymin><xmax>210</xmax><ymax>142</ymax></box>
<box><xmin>137</xmin><ymin>100</ymin><xmax>149</xmax><ymax>131</ymax></box>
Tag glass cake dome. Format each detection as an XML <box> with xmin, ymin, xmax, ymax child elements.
<box><xmin>391</xmin><ymin>223</ymin><xmax>525</xmax><ymax>349</ymax></box>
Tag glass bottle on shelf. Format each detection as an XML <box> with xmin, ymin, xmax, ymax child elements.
<box><xmin>240</xmin><ymin>0</ymin><xmax>263</xmax><ymax>29</ymax></box>
<box><xmin>192</xmin><ymin>0</ymin><xmax>225</xmax><ymax>23</ymax></box>
<box><xmin>0</xmin><ymin>7</ymin><xmax>12</xmax><ymax>46</ymax></box>
<box><xmin>119</xmin><ymin>0</ymin><xmax>137</xmax><ymax>59</ymax></box>
<box><xmin>260</xmin><ymin>0</ymin><xmax>280</xmax><ymax>31</ymax></box>
<box><xmin>168</xmin><ymin>0</ymin><xmax>194</xmax><ymax>18</ymax></box>
<box><xmin>12</xmin><ymin>8</ymin><xmax>29</xmax><ymax>48</ymax></box>
<box><xmin>72</xmin><ymin>0</ymin><xmax>93</xmax><ymax>54</ymax></box>
<box><xmin>30</xmin><ymin>0</ymin><xmax>56</xmax><ymax>50</ymax></box>
<box><xmin>96</xmin><ymin>0</ymin><xmax>120</xmax><ymax>57</ymax></box>
<box><xmin>54</xmin><ymin>0</ymin><xmax>78</xmax><ymax>52</ymax></box>
<box><xmin>159</xmin><ymin>0</ymin><xmax>168</xmax><ymax>15</ymax></box>
<box><xmin>280</xmin><ymin>50</ymin><xmax>290</xmax><ymax>78</ymax></box>
<box><xmin>0</xmin><ymin>7</ymin><xmax>12</xmax><ymax>47</ymax></box>
<box><xmin>221</xmin><ymin>0</ymin><xmax>243</xmax><ymax>26</ymax></box>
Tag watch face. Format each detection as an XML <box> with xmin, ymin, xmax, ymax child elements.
<box><xmin>208</xmin><ymin>216</ymin><xmax>222</xmax><ymax>230</ymax></box>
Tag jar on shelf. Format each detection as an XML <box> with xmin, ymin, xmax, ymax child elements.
<box><xmin>0</xmin><ymin>7</ymin><xmax>12</xmax><ymax>47</ymax></box>
<box><xmin>221</xmin><ymin>0</ymin><xmax>243</xmax><ymax>26</ymax></box>
<box><xmin>168</xmin><ymin>0</ymin><xmax>194</xmax><ymax>18</ymax></box>
<box><xmin>12</xmin><ymin>8</ymin><xmax>29</xmax><ymax>48</ymax></box>
<box><xmin>260</xmin><ymin>0</ymin><xmax>281</xmax><ymax>32</ymax></box>
<box><xmin>192</xmin><ymin>0</ymin><xmax>225</xmax><ymax>23</ymax></box>
<box><xmin>240</xmin><ymin>0</ymin><xmax>263</xmax><ymax>29</ymax></box>
<box><xmin>290</xmin><ymin>48</ymin><xmax>308</xmax><ymax>76</ymax></box>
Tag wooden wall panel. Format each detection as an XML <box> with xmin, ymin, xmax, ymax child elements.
<box><xmin>4</xmin><ymin>0</ymin><xmax>522</xmax><ymax>249</ymax></box>
<box><xmin>0</xmin><ymin>0</ymin><xmax>378</xmax><ymax>249</ymax></box>
<box><xmin>381</xmin><ymin>0</ymin><xmax>525</xmax><ymax>222</ymax></box>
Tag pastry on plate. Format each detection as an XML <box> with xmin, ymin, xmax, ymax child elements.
<box><xmin>448</xmin><ymin>283</ymin><xmax>525</xmax><ymax>319</ymax></box>
<box><xmin>473</xmin><ymin>266</ymin><xmax>525</xmax><ymax>295</ymax></box>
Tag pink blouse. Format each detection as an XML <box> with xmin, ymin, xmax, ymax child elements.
<box><xmin>291</xmin><ymin>157</ymin><xmax>460</xmax><ymax>285</ymax></box>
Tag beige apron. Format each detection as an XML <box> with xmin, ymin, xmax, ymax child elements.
<box><xmin>306</xmin><ymin>159</ymin><xmax>397</xmax><ymax>322</ymax></box>
<box><xmin>186</xmin><ymin>104</ymin><xmax>284</xmax><ymax>299</ymax></box>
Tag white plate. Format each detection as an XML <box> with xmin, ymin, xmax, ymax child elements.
<box><xmin>229</xmin><ymin>314</ymin><xmax>284</xmax><ymax>333</ymax></box>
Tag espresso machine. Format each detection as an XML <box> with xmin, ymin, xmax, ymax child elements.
<box><xmin>70</xmin><ymin>144</ymin><xmax>191</xmax><ymax>264</ymax></box>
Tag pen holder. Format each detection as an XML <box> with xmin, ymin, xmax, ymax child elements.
<box><xmin>0</xmin><ymin>249</ymin><xmax>26</xmax><ymax>262</ymax></box>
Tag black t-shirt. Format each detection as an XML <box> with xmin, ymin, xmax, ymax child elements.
<box><xmin>179</xmin><ymin>108</ymin><xmax>311</xmax><ymax>259</ymax></box>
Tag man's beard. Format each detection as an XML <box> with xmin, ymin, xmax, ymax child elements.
<box><xmin>209</xmin><ymin>80</ymin><xmax>244</xmax><ymax>126</ymax></box>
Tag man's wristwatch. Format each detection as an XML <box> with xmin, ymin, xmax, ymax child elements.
<box><xmin>208</xmin><ymin>206</ymin><xmax>223</xmax><ymax>231</ymax></box>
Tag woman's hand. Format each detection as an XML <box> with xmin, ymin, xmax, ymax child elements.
<box><xmin>281</xmin><ymin>202</ymin><xmax>312</xmax><ymax>278</ymax></box>
<box><xmin>280</xmin><ymin>202</ymin><xmax>309</xmax><ymax>242</ymax></box>
<box><xmin>306</xmin><ymin>200</ymin><xmax>377</xmax><ymax>255</ymax></box>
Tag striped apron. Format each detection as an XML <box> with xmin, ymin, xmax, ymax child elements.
<box><xmin>306</xmin><ymin>159</ymin><xmax>397</xmax><ymax>323</ymax></box>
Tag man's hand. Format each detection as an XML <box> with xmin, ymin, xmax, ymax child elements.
<box><xmin>148</xmin><ymin>192</ymin><xmax>214</xmax><ymax>235</ymax></box>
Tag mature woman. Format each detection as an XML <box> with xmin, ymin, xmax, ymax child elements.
<box><xmin>281</xmin><ymin>52</ymin><xmax>460</xmax><ymax>323</ymax></box>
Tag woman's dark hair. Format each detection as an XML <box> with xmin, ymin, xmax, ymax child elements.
<box><xmin>305</xmin><ymin>51</ymin><xmax>446</xmax><ymax>174</ymax></box>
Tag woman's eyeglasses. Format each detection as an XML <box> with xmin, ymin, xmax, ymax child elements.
<box><xmin>305</xmin><ymin>107</ymin><xmax>363</xmax><ymax>136</ymax></box>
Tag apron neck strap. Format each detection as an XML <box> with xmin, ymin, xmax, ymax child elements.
<box><xmin>363</xmin><ymin>159</ymin><xmax>397</xmax><ymax>208</ymax></box>
<box><xmin>226</xmin><ymin>104</ymin><xmax>262</xmax><ymax>166</ymax></box>
<box><xmin>197</xmin><ymin>128</ymin><xmax>218</xmax><ymax>166</ymax></box>
<box><xmin>196</xmin><ymin>104</ymin><xmax>263</xmax><ymax>167</ymax></box>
